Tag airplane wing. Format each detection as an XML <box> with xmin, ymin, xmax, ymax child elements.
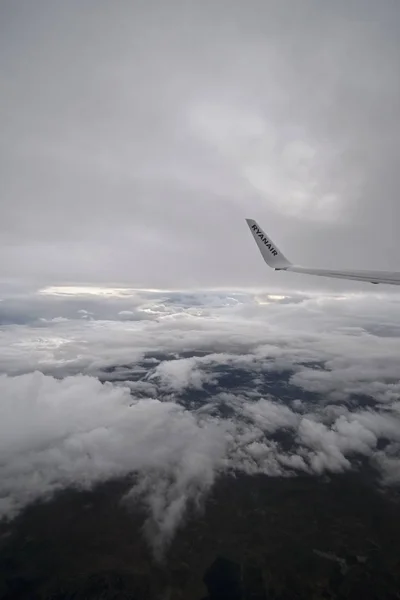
<box><xmin>246</xmin><ymin>218</ymin><xmax>400</xmax><ymax>286</ymax></box>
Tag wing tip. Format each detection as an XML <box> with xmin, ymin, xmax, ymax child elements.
<box><xmin>245</xmin><ymin>217</ymin><xmax>256</xmax><ymax>229</ymax></box>
<box><xmin>245</xmin><ymin>217</ymin><xmax>291</xmax><ymax>269</ymax></box>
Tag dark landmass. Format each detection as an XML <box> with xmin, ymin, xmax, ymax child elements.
<box><xmin>1</xmin><ymin>470</ymin><xmax>400</xmax><ymax>599</ymax></box>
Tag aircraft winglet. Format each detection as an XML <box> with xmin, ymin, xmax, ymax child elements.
<box><xmin>245</xmin><ymin>218</ymin><xmax>400</xmax><ymax>286</ymax></box>
<box><xmin>245</xmin><ymin>219</ymin><xmax>291</xmax><ymax>270</ymax></box>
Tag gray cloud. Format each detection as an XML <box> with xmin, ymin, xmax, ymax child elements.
<box><xmin>1</xmin><ymin>2</ymin><xmax>400</xmax><ymax>290</ymax></box>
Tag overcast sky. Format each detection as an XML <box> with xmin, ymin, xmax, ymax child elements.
<box><xmin>1</xmin><ymin>1</ymin><xmax>400</xmax><ymax>291</ymax></box>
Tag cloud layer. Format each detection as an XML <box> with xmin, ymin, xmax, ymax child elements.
<box><xmin>1</xmin><ymin>288</ymin><xmax>400</xmax><ymax>553</ymax></box>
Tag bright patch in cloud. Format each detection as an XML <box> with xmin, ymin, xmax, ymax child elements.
<box><xmin>188</xmin><ymin>103</ymin><xmax>344</xmax><ymax>221</ymax></box>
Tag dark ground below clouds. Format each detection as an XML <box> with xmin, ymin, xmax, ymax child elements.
<box><xmin>1</xmin><ymin>471</ymin><xmax>400</xmax><ymax>599</ymax></box>
<box><xmin>99</xmin><ymin>353</ymin><xmax>381</xmax><ymax>413</ymax></box>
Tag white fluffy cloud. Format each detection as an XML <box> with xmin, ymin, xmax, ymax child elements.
<box><xmin>0</xmin><ymin>371</ymin><xmax>230</xmax><ymax>553</ymax></box>
<box><xmin>149</xmin><ymin>357</ymin><xmax>217</xmax><ymax>393</ymax></box>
